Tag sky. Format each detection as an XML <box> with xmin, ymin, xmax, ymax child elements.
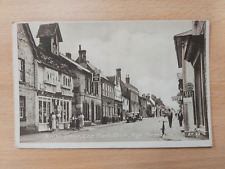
<box><xmin>29</xmin><ymin>20</ymin><xmax>193</xmax><ymax>110</ymax></box>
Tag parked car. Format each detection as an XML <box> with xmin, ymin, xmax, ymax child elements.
<box><xmin>126</xmin><ymin>112</ymin><xmax>142</xmax><ymax>123</ymax></box>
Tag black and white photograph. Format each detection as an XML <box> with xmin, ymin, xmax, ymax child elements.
<box><xmin>13</xmin><ymin>20</ymin><xmax>212</xmax><ymax>148</ymax></box>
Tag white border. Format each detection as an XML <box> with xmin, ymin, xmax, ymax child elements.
<box><xmin>13</xmin><ymin>20</ymin><xmax>212</xmax><ymax>149</ymax></box>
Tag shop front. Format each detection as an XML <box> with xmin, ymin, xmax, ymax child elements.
<box><xmin>38</xmin><ymin>95</ymin><xmax>72</xmax><ymax>131</ymax></box>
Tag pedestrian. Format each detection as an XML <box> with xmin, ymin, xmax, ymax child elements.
<box><xmin>178</xmin><ymin>111</ymin><xmax>183</xmax><ymax>127</ymax></box>
<box><xmin>70</xmin><ymin>114</ymin><xmax>75</xmax><ymax>130</ymax></box>
<box><xmin>76</xmin><ymin>114</ymin><xmax>80</xmax><ymax>130</ymax></box>
<box><xmin>52</xmin><ymin>112</ymin><xmax>57</xmax><ymax>131</ymax></box>
<box><xmin>167</xmin><ymin>109</ymin><xmax>173</xmax><ymax>128</ymax></box>
<box><xmin>56</xmin><ymin>112</ymin><xmax>61</xmax><ymax>129</ymax></box>
<box><xmin>80</xmin><ymin>113</ymin><xmax>84</xmax><ymax>128</ymax></box>
<box><xmin>48</xmin><ymin>112</ymin><xmax>52</xmax><ymax>131</ymax></box>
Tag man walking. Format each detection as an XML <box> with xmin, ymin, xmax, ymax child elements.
<box><xmin>178</xmin><ymin>110</ymin><xmax>183</xmax><ymax>127</ymax></box>
<box><xmin>167</xmin><ymin>109</ymin><xmax>173</xmax><ymax>128</ymax></box>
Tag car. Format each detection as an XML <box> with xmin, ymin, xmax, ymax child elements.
<box><xmin>126</xmin><ymin>112</ymin><xmax>142</xmax><ymax>123</ymax></box>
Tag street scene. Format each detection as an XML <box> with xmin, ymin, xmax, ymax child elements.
<box><xmin>16</xmin><ymin>20</ymin><xmax>211</xmax><ymax>147</ymax></box>
<box><xmin>21</xmin><ymin>117</ymin><xmax>199</xmax><ymax>143</ymax></box>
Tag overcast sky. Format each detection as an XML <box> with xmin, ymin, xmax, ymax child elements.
<box><xmin>29</xmin><ymin>20</ymin><xmax>193</xmax><ymax>110</ymax></box>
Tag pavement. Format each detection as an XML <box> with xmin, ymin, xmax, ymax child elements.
<box><xmin>20</xmin><ymin>117</ymin><xmax>205</xmax><ymax>143</ymax></box>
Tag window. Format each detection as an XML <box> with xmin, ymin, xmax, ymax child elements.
<box><xmin>19</xmin><ymin>96</ymin><xmax>26</xmax><ymax>120</ymax></box>
<box><xmin>96</xmin><ymin>105</ymin><xmax>101</xmax><ymax>120</ymax></box>
<box><xmin>62</xmin><ymin>74</ymin><xmax>71</xmax><ymax>88</ymax></box>
<box><xmin>39</xmin><ymin>97</ymin><xmax>51</xmax><ymax>124</ymax></box>
<box><xmin>83</xmin><ymin>102</ymin><xmax>89</xmax><ymax>121</ymax></box>
<box><xmin>45</xmin><ymin>68</ymin><xmax>58</xmax><ymax>85</ymax></box>
<box><xmin>18</xmin><ymin>59</ymin><xmax>25</xmax><ymax>82</ymax></box>
<box><xmin>95</xmin><ymin>82</ymin><xmax>98</xmax><ymax>95</ymax></box>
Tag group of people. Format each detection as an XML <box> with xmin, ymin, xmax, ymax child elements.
<box><xmin>70</xmin><ymin>114</ymin><xmax>84</xmax><ymax>130</ymax></box>
<box><xmin>166</xmin><ymin>109</ymin><xmax>184</xmax><ymax>128</ymax></box>
<box><xmin>48</xmin><ymin>112</ymin><xmax>84</xmax><ymax>131</ymax></box>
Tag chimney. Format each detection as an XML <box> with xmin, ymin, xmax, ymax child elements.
<box><xmin>116</xmin><ymin>68</ymin><xmax>121</xmax><ymax>85</ymax></box>
<box><xmin>66</xmin><ymin>53</ymin><xmax>71</xmax><ymax>59</ymax></box>
<box><xmin>126</xmin><ymin>75</ymin><xmax>130</xmax><ymax>84</ymax></box>
<box><xmin>78</xmin><ymin>44</ymin><xmax>86</xmax><ymax>62</ymax></box>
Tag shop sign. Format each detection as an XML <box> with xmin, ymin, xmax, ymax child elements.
<box><xmin>185</xmin><ymin>82</ymin><xmax>194</xmax><ymax>91</ymax></box>
<box><xmin>172</xmin><ymin>95</ymin><xmax>182</xmax><ymax>101</ymax></box>
<box><xmin>183</xmin><ymin>91</ymin><xmax>194</xmax><ymax>98</ymax></box>
<box><xmin>93</xmin><ymin>73</ymin><xmax>100</xmax><ymax>82</ymax></box>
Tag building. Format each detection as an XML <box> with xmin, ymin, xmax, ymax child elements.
<box><xmin>36</xmin><ymin>23</ymin><xmax>74</xmax><ymax>131</ymax></box>
<box><xmin>120</xmin><ymin>80</ymin><xmax>130</xmax><ymax>120</ymax></box>
<box><xmin>174</xmin><ymin>21</ymin><xmax>209</xmax><ymax>138</ymax></box>
<box><xmin>101</xmin><ymin>75</ymin><xmax>115</xmax><ymax>122</ymax></box>
<box><xmin>75</xmin><ymin>45</ymin><xmax>102</xmax><ymax>125</ymax></box>
<box><xmin>139</xmin><ymin>95</ymin><xmax>147</xmax><ymax>118</ymax></box>
<box><xmin>17</xmin><ymin>23</ymin><xmax>37</xmax><ymax>134</ymax></box>
<box><xmin>124</xmin><ymin>75</ymin><xmax>139</xmax><ymax>113</ymax></box>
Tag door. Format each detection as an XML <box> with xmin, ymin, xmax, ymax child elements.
<box><xmin>91</xmin><ymin>101</ymin><xmax>94</xmax><ymax>122</ymax></box>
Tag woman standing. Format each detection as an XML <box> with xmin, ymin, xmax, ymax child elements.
<box><xmin>52</xmin><ymin>112</ymin><xmax>57</xmax><ymax>131</ymax></box>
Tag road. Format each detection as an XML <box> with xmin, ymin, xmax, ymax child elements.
<box><xmin>20</xmin><ymin>117</ymin><xmax>203</xmax><ymax>143</ymax></box>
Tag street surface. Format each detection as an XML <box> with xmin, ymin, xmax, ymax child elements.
<box><xmin>20</xmin><ymin>117</ymin><xmax>204</xmax><ymax>143</ymax></box>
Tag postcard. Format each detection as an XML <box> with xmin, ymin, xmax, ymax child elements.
<box><xmin>13</xmin><ymin>20</ymin><xmax>212</xmax><ymax>148</ymax></box>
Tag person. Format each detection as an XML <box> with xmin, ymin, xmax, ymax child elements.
<box><xmin>48</xmin><ymin>113</ymin><xmax>52</xmax><ymax>131</ymax></box>
<box><xmin>80</xmin><ymin>113</ymin><xmax>84</xmax><ymax>128</ymax></box>
<box><xmin>76</xmin><ymin>114</ymin><xmax>80</xmax><ymax>130</ymax></box>
<box><xmin>70</xmin><ymin>114</ymin><xmax>75</xmax><ymax>130</ymax></box>
<box><xmin>178</xmin><ymin>111</ymin><xmax>183</xmax><ymax>127</ymax></box>
<box><xmin>56</xmin><ymin>112</ymin><xmax>61</xmax><ymax>129</ymax></box>
<box><xmin>51</xmin><ymin>112</ymin><xmax>56</xmax><ymax>131</ymax></box>
<box><xmin>167</xmin><ymin>109</ymin><xmax>173</xmax><ymax>128</ymax></box>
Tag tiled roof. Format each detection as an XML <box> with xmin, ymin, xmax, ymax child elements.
<box><xmin>36</xmin><ymin>47</ymin><xmax>74</xmax><ymax>76</ymax></box>
<box><xmin>36</xmin><ymin>23</ymin><xmax>63</xmax><ymax>42</ymax></box>
<box><xmin>120</xmin><ymin>80</ymin><xmax>129</xmax><ymax>98</ymax></box>
<box><xmin>60</xmin><ymin>53</ymin><xmax>91</xmax><ymax>74</ymax></box>
<box><xmin>106</xmin><ymin>76</ymin><xmax>115</xmax><ymax>84</ymax></box>
<box><xmin>124</xmin><ymin>82</ymin><xmax>139</xmax><ymax>92</ymax></box>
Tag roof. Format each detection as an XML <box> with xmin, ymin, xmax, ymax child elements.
<box><xmin>87</xmin><ymin>61</ymin><xmax>101</xmax><ymax>74</ymax></box>
<box><xmin>124</xmin><ymin>82</ymin><xmax>139</xmax><ymax>93</ymax></box>
<box><xmin>174</xmin><ymin>30</ymin><xmax>192</xmax><ymax>68</ymax></box>
<box><xmin>174</xmin><ymin>30</ymin><xmax>192</xmax><ymax>37</ymax></box>
<box><xmin>120</xmin><ymin>80</ymin><xmax>129</xmax><ymax>98</ymax></box>
<box><xmin>106</xmin><ymin>76</ymin><xmax>115</xmax><ymax>84</ymax></box>
<box><xmin>60</xmin><ymin>53</ymin><xmax>91</xmax><ymax>74</ymax></box>
<box><xmin>36</xmin><ymin>23</ymin><xmax>63</xmax><ymax>42</ymax></box>
<box><xmin>36</xmin><ymin>47</ymin><xmax>74</xmax><ymax>76</ymax></box>
<box><xmin>19</xmin><ymin>23</ymin><xmax>38</xmax><ymax>58</ymax></box>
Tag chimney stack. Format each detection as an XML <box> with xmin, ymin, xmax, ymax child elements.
<box><xmin>116</xmin><ymin>68</ymin><xmax>121</xmax><ymax>85</ymax></box>
<box><xmin>126</xmin><ymin>75</ymin><xmax>130</xmax><ymax>84</ymax></box>
<box><xmin>66</xmin><ymin>53</ymin><xmax>71</xmax><ymax>59</ymax></box>
<box><xmin>78</xmin><ymin>44</ymin><xmax>87</xmax><ymax>62</ymax></box>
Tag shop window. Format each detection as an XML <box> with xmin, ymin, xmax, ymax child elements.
<box><xmin>18</xmin><ymin>58</ymin><xmax>25</xmax><ymax>82</ymax></box>
<box><xmin>38</xmin><ymin>97</ymin><xmax>51</xmax><ymax>124</ymax></box>
<box><xmin>19</xmin><ymin>96</ymin><xmax>26</xmax><ymax>120</ymax></box>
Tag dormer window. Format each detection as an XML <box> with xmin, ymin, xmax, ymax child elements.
<box><xmin>36</xmin><ymin>23</ymin><xmax>63</xmax><ymax>55</ymax></box>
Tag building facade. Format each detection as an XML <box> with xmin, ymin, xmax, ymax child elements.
<box><xmin>139</xmin><ymin>95</ymin><xmax>147</xmax><ymax>118</ymax></box>
<box><xmin>36</xmin><ymin>23</ymin><xmax>74</xmax><ymax>131</ymax></box>
<box><xmin>124</xmin><ymin>75</ymin><xmax>139</xmax><ymax>113</ymax></box>
<box><xmin>18</xmin><ymin>23</ymin><xmax>37</xmax><ymax>134</ymax></box>
<box><xmin>107</xmin><ymin>69</ymin><xmax>123</xmax><ymax>120</ymax></box>
<box><xmin>101</xmin><ymin>76</ymin><xmax>115</xmax><ymax>122</ymax></box>
<box><xmin>121</xmin><ymin>80</ymin><xmax>130</xmax><ymax>121</ymax></box>
<box><xmin>75</xmin><ymin>45</ymin><xmax>102</xmax><ymax>124</ymax></box>
<box><xmin>174</xmin><ymin>21</ymin><xmax>209</xmax><ymax>138</ymax></box>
